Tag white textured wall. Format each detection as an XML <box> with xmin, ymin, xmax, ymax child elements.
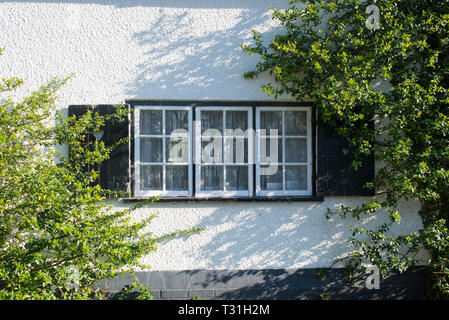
<box><xmin>0</xmin><ymin>0</ymin><xmax>427</xmax><ymax>270</ymax></box>
<box><xmin>0</xmin><ymin>0</ymin><xmax>289</xmax><ymax>104</ymax></box>
<box><xmin>118</xmin><ymin>197</ymin><xmax>426</xmax><ymax>271</ymax></box>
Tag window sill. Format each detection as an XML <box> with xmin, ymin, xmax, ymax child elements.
<box><xmin>122</xmin><ymin>196</ymin><xmax>324</xmax><ymax>203</ymax></box>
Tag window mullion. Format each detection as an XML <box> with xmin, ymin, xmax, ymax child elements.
<box><xmin>248</xmin><ymin>108</ymin><xmax>254</xmax><ymax>196</ymax></box>
<box><xmin>223</xmin><ymin>110</ymin><xmax>226</xmax><ymax>192</ymax></box>
<box><xmin>255</xmin><ymin>109</ymin><xmax>260</xmax><ymax>196</ymax></box>
<box><xmin>189</xmin><ymin>107</ymin><xmax>193</xmax><ymax>196</ymax></box>
<box><xmin>282</xmin><ymin>110</ymin><xmax>286</xmax><ymax>191</ymax></box>
<box><xmin>135</xmin><ymin>108</ymin><xmax>141</xmax><ymax>195</ymax></box>
<box><xmin>195</xmin><ymin>109</ymin><xmax>201</xmax><ymax>194</ymax></box>
<box><xmin>162</xmin><ymin>109</ymin><xmax>166</xmax><ymax>191</ymax></box>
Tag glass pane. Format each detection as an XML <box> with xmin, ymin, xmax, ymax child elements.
<box><xmin>259</xmin><ymin>137</ymin><xmax>282</xmax><ymax>163</ymax></box>
<box><xmin>140</xmin><ymin>165</ymin><xmax>162</xmax><ymax>190</ymax></box>
<box><xmin>226</xmin><ymin>166</ymin><xmax>248</xmax><ymax>190</ymax></box>
<box><xmin>260</xmin><ymin>165</ymin><xmax>282</xmax><ymax>190</ymax></box>
<box><xmin>166</xmin><ymin>166</ymin><xmax>188</xmax><ymax>191</ymax></box>
<box><xmin>140</xmin><ymin>138</ymin><xmax>162</xmax><ymax>163</ymax></box>
<box><xmin>285</xmin><ymin>111</ymin><xmax>307</xmax><ymax>135</ymax></box>
<box><xmin>200</xmin><ymin>165</ymin><xmax>224</xmax><ymax>191</ymax></box>
<box><xmin>201</xmin><ymin>137</ymin><xmax>223</xmax><ymax>163</ymax></box>
<box><xmin>225</xmin><ymin>137</ymin><xmax>248</xmax><ymax>164</ymax></box>
<box><xmin>166</xmin><ymin>110</ymin><xmax>189</xmax><ymax>136</ymax></box>
<box><xmin>285</xmin><ymin>165</ymin><xmax>307</xmax><ymax>190</ymax></box>
<box><xmin>225</xmin><ymin>111</ymin><xmax>248</xmax><ymax>134</ymax></box>
<box><xmin>166</xmin><ymin>137</ymin><xmax>188</xmax><ymax>163</ymax></box>
<box><xmin>140</xmin><ymin>110</ymin><xmax>162</xmax><ymax>135</ymax></box>
<box><xmin>260</xmin><ymin>111</ymin><xmax>282</xmax><ymax>136</ymax></box>
<box><xmin>201</xmin><ymin>111</ymin><xmax>222</xmax><ymax>136</ymax></box>
<box><xmin>285</xmin><ymin>138</ymin><xmax>307</xmax><ymax>162</ymax></box>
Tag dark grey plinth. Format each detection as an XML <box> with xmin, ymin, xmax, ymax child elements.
<box><xmin>97</xmin><ymin>268</ymin><xmax>426</xmax><ymax>300</ymax></box>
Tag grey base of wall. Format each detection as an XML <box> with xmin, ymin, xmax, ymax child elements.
<box><xmin>97</xmin><ymin>268</ymin><xmax>426</xmax><ymax>300</ymax></box>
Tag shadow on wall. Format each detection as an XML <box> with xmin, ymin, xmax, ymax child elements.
<box><xmin>141</xmin><ymin>198</ymin><xmax>426</xmax><ymax>270</ymax></box>
<box><xmin>0</xmin><ymin>0</ymin><xmax>290</xmax><ymax>101</ymax></box>
<box><xmin>191</xmin><ymin>204</ymin><xmax>339</xmax><ymax>269</ymax></box>
<box><xmin>105</xmin><ymin>198</ymin><xmax>425</xmax><ymax>299</ymax></box>
<box><xmin>127</xmin><ymin>6</ymin><xmax>283</xmax><ymax>99</ymax></box>
<box><xmin>105</xmin><ymin>199</ymin><xmax>426</xmax><ymax>298</ymax></box>
<box><xmin>147</xmin><ymin>201</ymin><xmax>380</xmax><ymax>270</ymax></box>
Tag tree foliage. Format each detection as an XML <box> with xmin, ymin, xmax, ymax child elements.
<box><xmin>243</xmin><ymin>0</ymin><xmax>449</xmax><ymax>298</ymax></box>
<box><xmin>0</xmin><ymin>48</ymin><xmax>201</xmax><ymax>299</ymax></box>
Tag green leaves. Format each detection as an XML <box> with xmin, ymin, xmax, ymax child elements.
<box><xmin>244</xmin><ymin>0</ymin><xmax>449</xmax><ymax>298</ymax></box>
<box><xmin>389</xmin><ymin>211</ymin><xmax>401</xmax><ymax>223</ymax></box>
<box><xmin>0</xmin><ymin>55</ymin><xmax>200</xmax><ymax>299</ymax></box>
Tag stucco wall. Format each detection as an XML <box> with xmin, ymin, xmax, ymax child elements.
<box><xmin>114</xmin><ymin>197</ymin><xmax>426</xmax><ymax>271</ymax></box>
<box><xmin>0</xmin><ymin>0</ymin><xmax>427</xmax><ymax>271</ymax></box>
<box><xmin>0</xmin><ymin>0</ymin><xmax>289</xmax><ymax>103</ymax></box>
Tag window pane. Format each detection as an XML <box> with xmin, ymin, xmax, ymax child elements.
<box><xmin>285</xmin><ymin>165</ymin><xmax>307</xmax><ymax>190</ymax></box>
<box><xmin>166</xmin><ymin>166</ymin><xmax>188</xmax><ymax>191</ymax></box>
<box><xmin>140</xmin><ymin>110</ymin><xmax>162</xmax><ymax>135</ymax></box>
<box><xmin>226</xmin><ymin>166</ymin><xmax>248</xmax><ymax>190</ymax></box>
<box><xmin>225</xmin><ymin>137</ymin><xmax>248</xmax><ymax>164</ymax></box>
<box><xmin>201</xmin><ymin>111</ymin><xmax>222</xmax><ymax>136</ymax></box>
<box><xmin>140</xmin><ymin>165</ymin><xmax>162</xmax><ymax>190</ymax></box>
<box><xmin>201</xmin><ymin>137</ymin><xmax>223</xmax><ymax>163</ymax></box>
<box><xmin>226</xmin><ymin>111</ymin><xmax>248</xmax><ymax>134</ymax></box>
<box><xmin>166</xmin><ymin>137</ymin><xmax>188</xmax><ymax>163</ymax></box>
<box><xmin>140</xmin><ymin>138</ymin><xmax>162</xmax><ymax>163</ymax></box>
<box><xmin>166</xmin><ymin>110</ymin><xmax>188</xmax><ymax>136</ymax></box>
<box><xmin>285</xmin><ymin>111</ymin><xmax>307</xmax><ymax>135</ymax></box>
<box><xmin>285</xmin><ymin>138</ymin><xmax>307</xmax><ymax>162</ymax></box>
<box><xmin>260</xmin><ymin>111</ymin><xmax>282</xmax><ymax>136</ymax></box>
<box><xmin>260</xmin><ymin>165</ymin><xmax>282</xmax><ymax>190</ymax></box>
<box><xmin>201</xmin><ymin>165</ymin><xmax>224</xmax><ymax>190</ymax></box>
<box><xmin>259</xmin><ymin>137</ymin><xmax>282</xmax><ymax>163</ymax></box>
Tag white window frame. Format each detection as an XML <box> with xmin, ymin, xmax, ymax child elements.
<box><xmin>255</xmin><ymin>106</ymin><xmax>313</xmax><ymax>197</ymax></box>
<box><xmin>195</xmin><ymin>106</ymin><xmax>254</xmax><ymax>198</ymax></box>
<box><xmin>134</xmin><ymin>105</ymin><xmax>193</xmax><ymax>197</ymax></box>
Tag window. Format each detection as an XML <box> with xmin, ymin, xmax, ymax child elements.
<box><xmin>134</xmin><ymin>106</ymin><xmax>193</xmax><ymax>197</ymax></box>
<box><xmin>133</xmin><ymin>104</ymin><xmax>312</xmax><ymax>198</ymax></box>
<box><xmin>69</xmin><ymin>101</ymin><xmax>375</xmax><ymax>200</ymax></box>
<box><xmin>195</xmin><ymin>107</ymin><xmax>253</xmax><ymax>197</ymax></box>
<box><xmin>256</xmin><ymin>107</ymin><xmax>312</xmax><ymax>196</ymax></box>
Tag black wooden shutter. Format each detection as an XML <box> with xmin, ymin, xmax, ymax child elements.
<box><xmin>68</xmin><ymin>104</ymin><xmax>131</xmax><ymax>196</ymax></box>
<box><xmin>316</xmin><ymin>115</ymin><xmax>375</xmax><ymax>197</ymax></box>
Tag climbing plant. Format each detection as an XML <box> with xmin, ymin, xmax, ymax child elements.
<box><xmin>0</xmin><ymin>48</ymin><xmax>201</xmax><ymax>299</ymax></box>
<box><xmin>242</xmin><ymin>0</ymin><xmax>449</xmax><ymax>298</ymax></box>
